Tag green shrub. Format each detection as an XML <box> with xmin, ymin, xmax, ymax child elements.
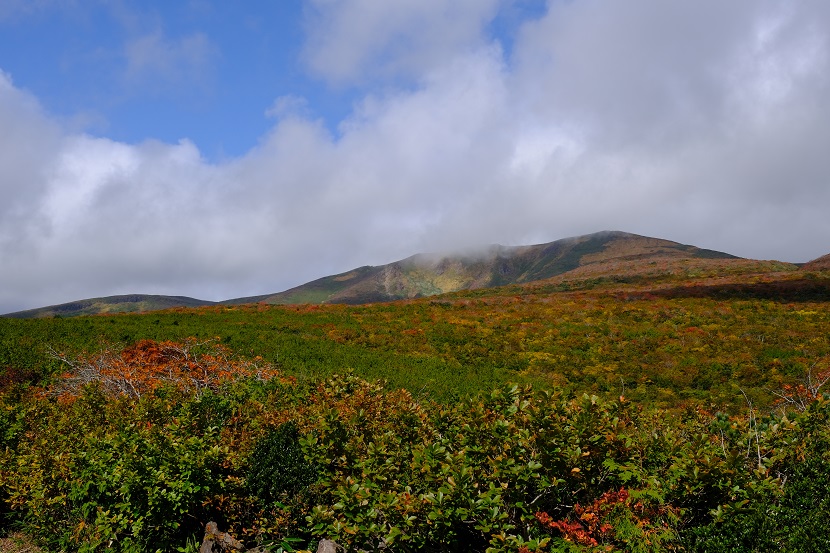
<box><xmin>247</xmin><ymin>420</ymin><xmax>319</xmax><ymax>505</ymax></box>
<box><xmin>0</xmin><ymin>388</ymin><xmax>226</xmax><ymax>552</ymax></box>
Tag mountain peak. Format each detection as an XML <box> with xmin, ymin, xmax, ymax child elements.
<box><xmin>4</xmin><ymin>231</ymin><xmax>767</xmax><ymax>317</ymax></box>
<box><xmin>241</xmin><ymin>231</ymin><xmax>741</xmax><ymax>306</ymax></box>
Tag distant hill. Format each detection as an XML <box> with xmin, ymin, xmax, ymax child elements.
<box><xmin>802</xmin><ymin>253</ymin><xmax>830</xmax><ymax>271</ymax></box>
<box><xmin>224</xmin><ymin>231</ymin><xmax>746</xmax><ymax>306</ymax></box>
<box><xmin>3</xmin><ymin>294</ymin><xmax>215</xmax><ymax>319</ymax></box>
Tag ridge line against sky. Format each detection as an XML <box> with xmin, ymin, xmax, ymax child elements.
<box><xmin>1</xmin><ymin>0</ymin><xmax>829</xmax><ymax>313</ymax></box>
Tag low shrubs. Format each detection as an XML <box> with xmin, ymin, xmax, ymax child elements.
<box><xmin>0</xmin><ymin>339</ymin><xmax>829</xmax><ymax>551</ymax></box>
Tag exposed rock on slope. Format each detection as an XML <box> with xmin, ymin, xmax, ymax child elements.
<box><xmin>236</xmin><ymin>231</ymin><xmax>743</xmax><ymax>305</ymax></box>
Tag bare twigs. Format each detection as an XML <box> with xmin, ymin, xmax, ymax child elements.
<box><xmin>47</xmin><ymin>338</ymin><xmax>282</xmax><ymax>401</ymax></box>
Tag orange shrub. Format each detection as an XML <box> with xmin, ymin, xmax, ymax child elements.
<box><xmin>49</xmin><ymin>338</ymin><xmax>283</xmax><ymax>401</ymax></box>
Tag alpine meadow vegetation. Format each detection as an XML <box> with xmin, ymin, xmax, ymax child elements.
<box><xmin>1</xmin><ymin>268</ymin><xmax>829</xmax><ymax>551</ymax></box>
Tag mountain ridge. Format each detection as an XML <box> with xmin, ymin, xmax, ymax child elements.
<box><xmin>2</xmin><ymin>294</ymin><xmax>216</xmax><ymax>319</ymax></box>
<box><xmin>4</xmin><ymin>230</ymin><xmax>820</xmax><ymax>318</ymax></box>
<box><xmin>232</xmin><ymin>230</ymin><xmax>744</xmax><ymax>306</ymax></box>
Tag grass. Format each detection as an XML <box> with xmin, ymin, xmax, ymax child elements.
<box><xmin>0</xmin><ymin>534</ymin><xmax>43</xmax><ymax>553</ymax></box>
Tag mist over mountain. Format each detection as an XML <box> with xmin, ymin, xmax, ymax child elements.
<box><xmin>235</xmin><ymin>231</ymin><xmax>744</xmax><ymax>306</ymax></box>
<box><xmin>8</xmin><ymin>230</ymin><xmax>812</xmax><ymax>319</ymax></box>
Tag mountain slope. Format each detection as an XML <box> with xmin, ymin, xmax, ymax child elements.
<box><xmin>3</xmin><ymin>294</ymin><xmax>215</xmax><ymax>319</ymax></box>
<box><xmin>6</xmin><ymin>230</ymin><xmax>794</xmax><ymax>317</ymax></box>
<box><xmin>228</xmin><ymin>231</ymin><xmax>745</xmax><ymax>305</ymax></box>
<box><xmin>802</xmin><ymin>253</ymin><xmax>830</xmax><ymax>271</ymax></box>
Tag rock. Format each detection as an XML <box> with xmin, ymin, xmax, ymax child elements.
<box><xmin>317</xmin><ymin>539</ymin><xmax>341</xmax><ymax>553</ymax></box>
<box><xmin>198</xmin><ymin>521</ymin><xmax>342</xmax><ymax>553</ymax></box>
<box><xmin>200</xmin><ymin>522</ymin><xmax>245</xmax><ymax>552</ymax></box>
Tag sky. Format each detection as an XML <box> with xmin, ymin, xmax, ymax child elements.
<box><xmin>1</xmin><ymin>0</ymin><xmax>829</xmax><ymax>313</ymax></box>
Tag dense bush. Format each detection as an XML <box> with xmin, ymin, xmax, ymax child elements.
<box><xmin>247</xmin><ymin>421</ymin><xmax>319</xmax><ymax>504</ymax></box>
<box><xmin>1</xmin><ymin>339</ymin><xmax>829</xmax><ymax>552</ymax></box>
<box><xmin>686</xmin><ymin>397</ymin><xmax>830</xmax><ymax>552</ymax></box>
<box><xmin>0</xmin><ymin>388</ymin><xmax>226</xmax><ymax>552</ymax></box>
<box><xmin>300</xmin><ymin>379</ymin><xmax>771</xmax><ymax>552</ymax></box>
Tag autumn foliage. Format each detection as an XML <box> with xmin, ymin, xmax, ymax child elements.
<box><xmin>535</xmin><ymin>488</ymin><xmax>679</xmax><ymax>550</ymax></box>
<box><xmin>0</xmin><ymin>268</ymin><xmax>828</xmax><ymax>551</ymax></box>
<box><xmin>0</xmin><ymin>352</ymin><xmax>829</xmax><ymax>551</ymax></box>
<box><xmin>772</xmin><ymin>361</ymin><xmax>830</xmax><ymax>411</ymax></box>
<box><xmin>48</xmin><ymin>338</ymin><xmax>283</xmax><ymax>401</ymax></box>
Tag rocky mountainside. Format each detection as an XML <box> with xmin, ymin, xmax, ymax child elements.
<box><xmin>228</xmin><ymin>231</ymin><xmax>743</xmax><ymax>305</ymax></box>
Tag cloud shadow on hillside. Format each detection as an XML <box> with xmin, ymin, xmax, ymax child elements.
<box><xmin>639</xmin><ymin>278</ymin><xmax>830</xmax><ymax>303</ymax></box>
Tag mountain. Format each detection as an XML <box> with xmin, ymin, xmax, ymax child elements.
<box><xmin>224</xmin><ymin>231</ymin><xmax>747</xmax><ymax>305</ymax></box>
<box><xmin>802</xmin><ymin>253</ymin><xmax>830</xmax><ymax>271</ymax></box>
<box><xmin>4</xmin><ymin>230</ymin><xmax>798</xmax><ymax>318</ymax></box>
<box><xmin>2</xmin><ymin>294</ymin><xmax>215</xmax><ymax>319</ymax></box>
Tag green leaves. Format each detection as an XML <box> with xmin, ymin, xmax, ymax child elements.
<box><xmin>247</xmin><ymin>421</ymin><xmax>319</xmax><ymax>504</ymax></box>
<box><xmin>0</xmin><ymin>389</ymin><xmax>226</xmax><ymax>552</ymax></box>
<box><xmin>3</xmin><ymin>341</ymin><xmax>830</xmax><ymax>552</ymax></box>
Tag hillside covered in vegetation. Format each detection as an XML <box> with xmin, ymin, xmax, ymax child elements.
<box><xmin>1</xmin><ymin>256</ymin><xmax>829</xmax><ymax>551</ymax></box>
<box><xmin>3</xmin><ymin>231</ymin><xmax>765</xmax><ymax>318</ymax></box>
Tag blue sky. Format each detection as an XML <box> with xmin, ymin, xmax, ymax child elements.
<box><xmin>0</xmin><ymin>1</ymin><xmax>545</xmax><ymax>158</ymax></box>
<box><xmin>1</xmin><ymin>2</ymin><xmax>332</xmax><ymax>157</ymax></box>
<box><xmin>1</xmin><ymin>0</ymin><xmax>830</xmax><ymax>312</ymax></box>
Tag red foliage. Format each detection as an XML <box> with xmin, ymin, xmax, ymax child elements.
<box><xmin>536</xmin><ymin>510</ymin><xmax>600</xmax><ymax>547</ymax></box>
<box><xmin>49</xmin><ymin>338</ymin><xmax>283</xmax><ymax>401</ymax></box>
<box><xmin>773</xmin><ymin>362</ymin><xmax>830</xmax><ymax>411</ymax></box>
<box><xmin>536</xmin><ymin>488</ymin><xmax>675</xmax><ymax>548</ymax></box>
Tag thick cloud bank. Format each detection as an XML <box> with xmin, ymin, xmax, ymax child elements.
<box><xmin>2</xmin><ymin>0</ymin><xmax>830</xmax><ymax>312</ymax></box>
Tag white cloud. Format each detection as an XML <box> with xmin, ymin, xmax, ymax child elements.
<box><xmin>302</xmin><ymin>0</ymin><xmax>503</xmax><ymax>85</ymax></box>
<box><xmin>0</xmin><ymin>71</ymin><xmax>62</xmax><ymax>254</ymax></box>
<box><xmin>2</xmin><ymin>0</ymin><xmax>830</xmax><ymax>313</ymax></box>
<box><xmin>265</xmin><ymin>95</ymin><xmax>310</xmax><ymax>119</ymax></box>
